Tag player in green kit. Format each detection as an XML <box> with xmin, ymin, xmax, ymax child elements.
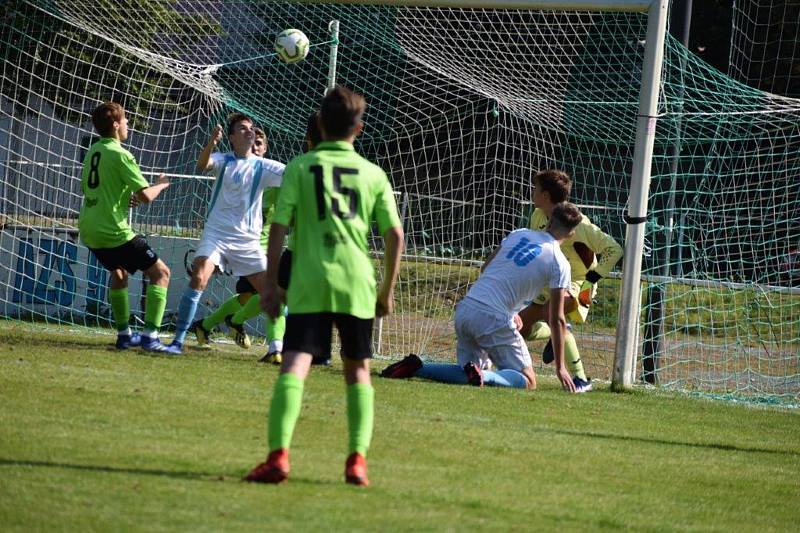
<box><xmin>244</xmin><ymin>87</ymin><xmax>404</xmax><ymax>487</ymax></box>
<box><xmin>78</xmin><ymin>102</ymin><xmax>173</xmax><ymax>352</ymax></box>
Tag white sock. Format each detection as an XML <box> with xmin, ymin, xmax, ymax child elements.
<box><xmin>118</xmin><ymin>327</ymin><xmax>132</xmax><ymax>337</ymax></box>
<box><xmin>142</xmin><ymin>329</ymin><xmax>158</xmax><ymax>338</ymax></box>
<box><xmin>268</xmin><ymin>340</ymin><xmax>283</xmax><ymax>354</ymax></box>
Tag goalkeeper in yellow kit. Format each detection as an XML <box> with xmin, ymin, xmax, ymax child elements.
<box><xmin>518</xmin><ymin>169</ymin><xmax>623</xmax><ymax>392</ymax></box>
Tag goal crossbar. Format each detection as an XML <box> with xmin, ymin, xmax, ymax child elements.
<box><xmin>286</xmin><ymin>1</ymin><xmax>653</xmax><ymax>13</ymax></box>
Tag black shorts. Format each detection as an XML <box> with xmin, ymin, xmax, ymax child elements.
<box><xmin>89</xmin><ymin>235</ymin><xmax>158</xmax><ymax>274</ymax></box>
<box><xmin>284</xmin><ymin>313</ymin><xmax>373</xmax><ymax>360</ymax></box>
<box><xmin>237</xmin><ymin>250</ymin><xmax>291</xmax><ymax>293</ymax></box>
<box><xmin>277</xmin><ymin>249</ymin><xmax>292</xmax><ymax>291</ymax></box>
<box><xmin>236</xmin><ymin>275</ymin><xmax>256</xmax><ymax>295</ymax></box>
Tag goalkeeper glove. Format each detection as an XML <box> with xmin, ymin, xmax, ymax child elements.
<box><xmin>578</xmin><ymin>271</ymin><xmax>602</xmax><ymax>307</ymax></box>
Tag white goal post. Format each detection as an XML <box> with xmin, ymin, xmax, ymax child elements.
<box><xmin>294</xmin><ymin>0</ymin><xmax>669</xmax><ymax>391</ymax></box>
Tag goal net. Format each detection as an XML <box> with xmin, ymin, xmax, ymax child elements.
<box><xmin>729</xmin><ymin>0</ymin><xmax>800</xmax><ymax>98</ymax></box>
<box><xmin>0</xmin><ymin>0</ymin><xmax>798</xmax><ymax>405</ymax></box>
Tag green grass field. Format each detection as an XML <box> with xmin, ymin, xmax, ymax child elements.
<box><xmin>1</xmin><ymin>320</ymin><xmax>798</xmax><ymax>531</ymax></box>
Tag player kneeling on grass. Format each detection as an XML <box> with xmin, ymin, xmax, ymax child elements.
<box><xmin>518</xmin><ymin>169</ymin><xmax>623</xmax><ymax>393</ymax></box>
<box><xmin>381</xmin><ymin>202</ymin><xmax>582</xmax><ymax>393</ymax></box>
<box><xmin>244</xmin><ymin>86</ymin><xmax>404</xmax><ymax>487</ymax></box>
<box><xmin>78</xmin><ymin>102</ymin><xmax>173</xmax><ymax>352</ymax></box>
<box><xmin>168</xmin><ymin>113</ymin><xmax>285</xmax><ymax>354</ymax></box>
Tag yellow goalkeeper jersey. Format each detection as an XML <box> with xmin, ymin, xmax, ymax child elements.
<box><xmin>528</xmin><ymin>208</ymin><xmax>623</xmax><ymax>281</ymax></box>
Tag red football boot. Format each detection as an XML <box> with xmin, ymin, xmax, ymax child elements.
<box><xmin>244</xmin><ymin>448</ymin><xmax>290</xmax><ymax>484</ymax></box>
<box><xmin>345</xmin><ymin>452</ymin><xmax>370</xmax><ymax>487</ymax></box>
<box><xmin>379</xmin><ymin>353</ymin><xmax>423</xmax><ymax>379</ymax></box>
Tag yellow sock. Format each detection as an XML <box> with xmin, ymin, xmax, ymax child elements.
<box><xmin>565</xmin><ymin>331</ymin><xmax>587</xmax><ymax>380</ymax></box>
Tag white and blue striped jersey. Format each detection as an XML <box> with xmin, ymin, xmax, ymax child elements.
<box><xmin>465</xmin><ymin>229</ymin><xmax>571</xmax><ymax>317</ymax></box>
<box><xmin>202</xmin><ymin>152</ymin><xmax>284</xmax><ymax>246</ymax></box>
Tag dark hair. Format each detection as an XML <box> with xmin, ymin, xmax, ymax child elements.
<box><xmin>253</xmin><ymin>127</ymin><xmax>266</xmax><ymax>140</ymax></box>
<box><xmin>226</xmin><ymin>112</ymin><xmax>253</xmax><ymax>136</ymax></box>
<box><xmin>550</xmin><ymin>202</ymin><xmax>583</xmax><ymax>234</ymax></box>
<box><xmin>305</xmin><ymin>111</ymin><xmax>322</xmax><ymax>151</ymax></box>
<box><xmin>534</xmin><ymin>169</ymin><xmax>571</xmax><ymax>203</ymax></box>
<box><xmin>91</xmin><ymin>102</ymin><xmax>125</xmax><ymax>137</ymax></box>
<box><xmin>320</xmin><ymin>85</ymin><xmax>366</xmax><ymax>140</ymax></box>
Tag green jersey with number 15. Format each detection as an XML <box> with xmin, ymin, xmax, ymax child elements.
<box><xmin>272</xmin><ymin>141</ymin><xmax>401</xmax><ymax>318</ymax></box>
<box><xmin>78</xmin><ymin>138</ymin><xmax>149</xmax><ymax>249</ymax></box>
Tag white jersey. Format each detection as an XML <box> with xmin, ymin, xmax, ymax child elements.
<box><xmin>465</xmin><ymin>228</ymin><xmax>571</xmax><ymax>317</ymax></box>
<box><xmin>202</xmin><ymin>152</ymin><xmax>284</xmax><ymax>246</ymax></box>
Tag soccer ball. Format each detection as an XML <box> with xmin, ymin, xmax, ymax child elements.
<box><xmin>274</xmin><ymin>29</ymin><xmax>310</xmax><ymax>64</ymax></box>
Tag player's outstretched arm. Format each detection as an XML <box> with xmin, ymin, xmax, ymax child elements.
<box><xmin>134</xmin><ymin>173</ymin><xmax>170</xmax><ymax>204</ymax></box>
<box><xmin>376</xmin><ymin>226</ymin><xmax>404</xmax><ymax>317</ymax></box>
<box><xmin>548</xmin><ymin>288</ymin><xmax>577</xmax><ymax>393</ymax></box>
<box><xmin>196</xmin><ymin>124</ymin><xmax>223</xmax><ymax>172</ymax></box>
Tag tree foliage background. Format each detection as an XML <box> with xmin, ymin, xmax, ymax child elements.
<box><xmin>685</xmin><ymin>0</ymin><xmax>799</xmax><ymax>98</ymax></box>
<box><xmin>0</xmin><ymin>0</ymin><xmax>220</xmax><ymax>123</ymax></box>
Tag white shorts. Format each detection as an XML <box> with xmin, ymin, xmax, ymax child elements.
<box><xmin>195</xmin><ymin>233</ymin><xmax>266</xmax><ymax>277</ymax></box>
<box><xmin>454</xmin><ymin>298</ymin><xmax>532</xmax><ymax>372</ymax></box>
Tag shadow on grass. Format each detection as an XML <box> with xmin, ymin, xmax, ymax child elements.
<box><xmin>0</xmin><ymin>458</ymin><xmax>338</xmax><ymax>486</ymax></box>
<box><xmin>534</xmin><ymin>427</ymin><xmax>800</xmax><ymax>457</ymax></box>
<box><xmin>0</xmin><ymin>335</ymin><xmax>110</xmax><ymax>352</ymax></box>
<box><xmin>0</xmin><ymin>458</ymin><xmax>228</xmax><ymax>481</ymax></box>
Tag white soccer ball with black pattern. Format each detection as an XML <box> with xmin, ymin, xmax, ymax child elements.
<box><xmin>274</xmin><ymin>29</ymin><xmax>310</xmax><ymax>64</ymax></box>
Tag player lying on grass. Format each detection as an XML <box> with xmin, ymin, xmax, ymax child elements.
<box><xmin>78</xmin><ymin>102</ymin><xmax>173</xmax><ymax>352</ymax></box>
<box><xmin>244</xmin><ymin>86</ymin><xmax>404</xmax><ymax>487</ymax></box>
<box><xmin>518</xmin><ymin>169</ymin><xmax>623</xmax><ymax>392</ymax></box>
<box><xmin>188</xmin><ymin>126</ymin><xmax>285</xmax><ymax>363</ymax></box>
<box><xmin>168</xmin><ymin>113</ymin><xmax>285</xmax><ymax>354</ymax></box>
<box><xmin>381</xmin><ymin>202</ymin><xmax>582</xmax><ymax>392</ymax></box>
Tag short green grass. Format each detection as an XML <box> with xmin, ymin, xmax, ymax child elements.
<box><xmin>1</xmin><ymin>320</ymin><xmax>798</xmax><ymax>531</ymax></box>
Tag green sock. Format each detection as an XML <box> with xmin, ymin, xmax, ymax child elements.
<box><xmin>232</xmin><ymin>293</ymin><xmax>262</xmax><ymax>325</ymax></box>
<box><xmin>109</xmin><ymin>288</ymin><xmax>130</xmax><ymax>332</ymax></box>
<box><xmin>346</xmin><ymin>383</ymin><xmax>374</xmax><ymax>456</ymax></box>
<box><xmin>267</xmin><ymin>373</ymin><xmax>304</xmax><ymax>451</ymax></box>
<box><xmin>565</xmin><ymin>331</ymin><xmax>587</xmax><ymax>380</ymax></box>
<box><xmin>526</xmin><ymin>321</ymin><xmax>551</xmax><ymax>341</ymax></box>
<box><xmin>265</xmin><ymin>304</ymin><xmax>286</xmax><ymax>341</ymax></box>
<box><xmin>144</xmin><ymin>285</ymin><xmax>168</xmax><ymax>332</ymax></box>
<box><xmin>202</xmin><ymin>294</ymin><xmax>242</xmax><ymax>331</ymax></box>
